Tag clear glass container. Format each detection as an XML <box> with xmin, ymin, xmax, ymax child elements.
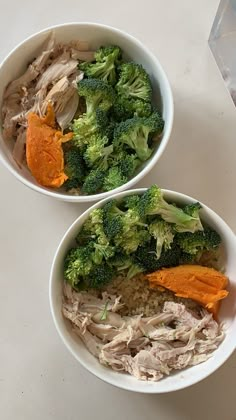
<box><xmin>209</xmin><ymin>0</ymin><xmax>236</xmax><ymax>104</ymax></box>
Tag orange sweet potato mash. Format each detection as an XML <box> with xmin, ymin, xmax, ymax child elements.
<box><xmin>26</xmin><ymin>104</ymin><xmax>73</xmax><ymax>188</ymax></box>
<box><xmin>146</xmin><ymin>265</ymin><xmax>229</xmax><ymax>317</ymax></box>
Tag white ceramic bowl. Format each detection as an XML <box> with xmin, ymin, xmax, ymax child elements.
<box><xmin>0</xmin><ymin>22</ymin><xmax>173</xmax><ymax>202</ymax></box>
<box><xmin>49</xmin><ymin>188</ymin><xmax>236</xmax><ymax>393</ymax></box>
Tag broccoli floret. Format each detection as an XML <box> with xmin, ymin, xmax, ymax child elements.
<box><xmin>134</xmin><ymin>239</ymin><xmax>181</xmax><ymax>273</ymax></box>
<box><xmin>72</xmin><ymin>108</ymin><xmax>110</xmax><ymax>148</ymax></box>
<box><xmin>102</xmin><ymin>199</ymin><xmax>124</xmax><ymax>239</ymax></box>
<box><xmin>76</xmin><ymin>208</ymin><xmax>111</xmax><ymax>259</ymax></box>
<box><xmin>93</xmin><ymin>243</ymin><xmax>115</xmax><ymax>264</ymax></box>
<box><xmin>182</xmin><ymin>202</ymin><xmax>202</xmax><ymax>217</ymax></box>
<box><xmin>96</xmin><ymin>108</ymin><xmax>115</xmax><ymax>138</ymax></box>
<box><xmin>82</xmin><ymin>168</ymin><xmax>106</xmax><ymax>195</ymax></box>
<box><xmin>64</xmin><ymin>245</ymin><xmax>94</xmax><ymax>287</ymax></box>
<box><xmin>102</xmin><ymin>198</ymin><xmax>147</xmax><ymax>252</ymax></box>
<box><xmin>85</xmin><ymin>263</ymin><xmax>115</xmax><ymax>288</ymax></box>
<box><xmin>139</xmin><ymin>185</ymin><xmax>203</xmax><ymax>233</ymax></box>
<box><xmin>116</xmin><ymin>62</ymin><xmax>152</xmax><ymax>102</ymax></box>
<box><xmin>180</xmin><ymin>252</ymin><xmax>195</xmax><ymax>264</ymax></box>
<box><xmin>80</xmin><ymin>45</ymin><xmax>121</xmax><ymax>85</ymax></box>
<box><xmin>108</xmin><ymin>251</ymin><xmax>144</xmax><ymax>279</ymax></box>
<box><xmin>113</xmin><ymin>111</ymin><xmax>163</xmax><ymax>161</ymax></box>
<box><xmin>78</xmin><ymin>78</ymin><xmax>115</xmax><ymax>114</ymax></box>
<box><xmin>149</xmin><ymin>218</ymin><xmax>174</xmax><ymax>259</ymax></box>
<box><xmin>64</xmin><ymin>148</ymin><xmax>86</xmax><ymax>191</ymax></box>
<box><xmin>114</xmin><ymin>226</ymin><xmax>150</xmax><ymax>254</ymax></box>
<box><xmin>87</xmin><ymin>208</ymin><xmax>109</xmax><ymax>245</ymax></box>
<box><xmin>108</xmin><ymin>250</ymin><xmax>131</xmax><ymax>268</ymax></box>
<box><xmin>176</xmin><ymin>227</ymin><xmax>221</xmax><ymax>255</ymax></box>
<box><xmin>113</xmin><ymin>96</ymin><xmax>152</xmax><ymax>121</ymax></box>
<box><xmin>95</xmin><ymin>46</ymin><xmax>121</xmax><ymax>63</ymax></box>
<box><xmin>83</xmin><ymin>134</ymin><xmax>113</xmax><ymax>168</ymax></box>
<box><xmin>103</xmin><ymin>166</ymin><xmax>128</xmax><ymax>191</ymax></box>
<box><xmin>118</xmin><ymin>154</ymin><xmax>140</xmax><ymax>178</ymax></box>
<box><xmin>123</xmin><ymin>194</ymin><xmax>142</xmax><ymax>211</ymax></box>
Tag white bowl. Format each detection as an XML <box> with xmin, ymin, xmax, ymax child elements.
<box><xmin>49</xmin><ymin>188</ymin><xmax>236</xmax><ymax>393</ymax></box>
<box><xmin>0</xmin><ymin>22</ymin><xmax>173</xmax><ymax>202</ymax></box>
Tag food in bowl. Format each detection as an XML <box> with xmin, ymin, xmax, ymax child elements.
<box><xmin>1</xmin><ymin>32</ymin><xmax>164</xmax><ymax>195</ymax></box>
<box><xmin>61</xmin><ymin>185</ymin><xmax>229</xmax><ymax>382</ymax></box>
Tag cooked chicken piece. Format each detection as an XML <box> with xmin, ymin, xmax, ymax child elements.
<box><xmin>189</xmin><ymin>353</ymin><xmax>212</xmax><ymax>365</ymax></box>
<box><xmin>69</xmin><ymin>40</ymin><xmax>90</xmax><ymax>51</ymax></box>
<box><xmin>33</xmin><ymin>32</ymin><xmax>55</xmax><ymax>71</ymax></box>
<box><xmin>70</xmin><ymin>48</ymin><xmax>95</xmax><ymax>62</ymax></box>
<box><xmin>41</xmin><ymin>75</ymin><xmax>78</xmax><ymax>126</ymax></box>
<box><xmin>92</xmin><ymin>311</ymin><xmax>125</xmax><ymax>328</ymax></box>
<box><xmin>163</xmin><ymin>301</ymin><xmax>200</xmax><ymax>327</ymax></box>
<box><xmin>62</xmin><ymin>285</ymin><xmax>224</xmax><ymax>382</ymax></box>
<box><xmin>2</xmin><ymin>106</ymin><xmax>21</xmax><ymax>141</ymax></box>
<box><xmin>102</xmin><ymin>351</ymin><xmax>167</xmax><ymax>381</ymax></box>
<box><xmin>12</xmin><ymin>127</ymin><xmax>26</xmax><ymax>167</ymax></box>
<box><xmin>4</xmin><ymin>33</ymin><xmax>55</xmax><ymax>98</ymax></box>
<box><xmin>4</xmin><ymin>65</ymin><xmax>39</xmax><ymax>100</ymax></box>
<box><xmin>56</xmin><ymin>90</ymin><xmax>79</xmax><ymax>131</ymax></box>
<box><xmin>142</xmin><ymin>312</ymin><xmax>175</xmax><ymax>326</ymax></box>
<box><xmin>73</xmin><ymin>325</ymin><xmax>104</xmax><ymax>358</ymax></box>
<box><xmin>170</xmin><ymin>352</ymin><xmax>193</xmax><ymax>369</ymax></box>
<box><xmin>127</xmin><ymin>337</ymin><xmax>149</xmax><ymax>350</ymax></box>
<box><xmin>99</xmin><ymin>350</ymin><xmax>126</xmax><ymax>371</ymax></box>
<box><xmin>88</xmin><ymin>323</ymin><xmax>121</xmax><ymax>342</ymax></box>
<box><xmin>194</xmin><ymin>331</ymin><xmax>224</xmax><ymax>354</ymax></box>
<box><xmin>36</xmin><ymin>51</ymin><xmax>78</xmax><ymax>90</ymax></box>
<box><xmin>21</xmin><ymin>86</ymin><xmax>35</xmax><ymax>111</ymax></box>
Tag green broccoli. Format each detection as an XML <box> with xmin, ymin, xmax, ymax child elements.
<box><xmin>134</xmin><ymin>239</ymin><xmax>182</xmax><ymax>273</ymax></box>
<box><xmin>93</xmin><ymin>243</ymin><xmax>115</xmax><ymax>264</ymax></box>
<box><xmin>113</xmin><ymin>96</ymin><xmax>152</xmax><ymax>121</ymax></box>
<box><xmin>139</xmin><ymin>185</ymin><xmax>203</xmax><ymax>233</ymax></box>
<box><xmin>113</xmin><ymin>111</ymin><xmax>164</xmax><ymax>161</ymax></box>
<box><xmin>103</xmin><ymin>166</ymin><xmax>128</xmax><ymax>191</ymax></box>
<box><xmin>95</xmin><ymin>46</ymin><xmax>121</xmax><ymax>63</ymax></box>
<box><xmin>80</xmin><ymin>45</ymin><xmax>121</xmax><ymax>85</ymax></box>
<box><xmin>64</xmin><ymin>244</ymin><xmax>94</xmax><ymax>287</ymax></box>
<box><xmin>182</xmin><ymin>202</ymin><xmax>202</xmax><ymax>217</ymax></box>
<box><xmin>148</xmin><ymin>218</ymin><xmax>174</xmax><ymax>259</ymax></box>
<box><xmin>108</xmin><ymin>251</ymin><xmax>144</xmax><ymax>279</ymax></box>
<box><xmin>64</xmin><ymin>148</ymin><xmax>86</xmax><ymax>191</ymax></box>
<box><xmin>176</xmin><ymin>227</ymin><xmax>221</xmax><ymax>255</ymax></box>
<box><xmin>76</xmin><ymin>208</ymin><xmax>114</xmax><ymax>263</ymax></box>
<box><xmin>83</xmin><ymin>134</ymin><xmax>113</xmax><ymax>168</ymax></box>
<box><xmin>118</xmin><ymin>154</ymin><xmax>140</xmax><ymax>178</ymax></box>
<box><xmin>180</xmin><ymin>252</ymin><xmax>195</xmax><ymax>264</ymax></box>
<box><xmin>85</xmin><ymin>208</ymin><xmax>109</xmax><ymax>246</ymax></box>
<box><xmin>72</xmin><ymin>108</ymin><xmax>110</xmax><ymax>148</ymax></box>
<box><xmin>114</xmin><ymin>226</ymin><xmax>150</xmax><ymax>254</ymax></box>
<box><xmin>85</xmin><ymin>263</ymin><xmax>115</xmax><ymax>288</ymax></box>
<box><xmin>102</xmin><ymin>198</ymin><xmax>148</xmax><ymax>252</ymax></box>
<box><xmin>123</xmin><ymin>194</ymin><xmax>142</xmax><ymax>211</ymax></box>
<box><xmin>116</xmin><ymin>62</ymin><xmax>152</xmax><ymax>102</ymax></box>
<box><xmin>78</xmin><ymin>78</ymin><xmax>115</xmax><ymax>114</ymax></box>
<box><xmin>82</xmin><ymin>168</ymin><xmax>106</xmax><ymax>194</ymax></box>
<box><xmin>102</xmin><ymin>200</ymin><xmax>124</xmax><ymax>239</ymax></box>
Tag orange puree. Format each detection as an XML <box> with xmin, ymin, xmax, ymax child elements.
<box><xmin>26</xmin><ymin>104</ymin><xmax>73</xmax><ymax>188</ymax></box>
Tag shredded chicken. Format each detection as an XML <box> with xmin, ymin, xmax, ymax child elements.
<box><xmin>1</xmin><ymin>31</ymin><xmax>95</xmax><ymax>166</ymax></box>
<box><xmin>62</xmin><ymin>285</ymin><xmax>224</xmax><ymax>382</ymax></box>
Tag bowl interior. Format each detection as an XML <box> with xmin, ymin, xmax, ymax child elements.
<box><xmin>0</xmin><ymin>23</ymin><xmax>173</xmax><ymax>201</ymax></box>
<box><xmin>50</xmin><ymin>189</ymin><xmax>236</xmax><ymax>393</ymax></box>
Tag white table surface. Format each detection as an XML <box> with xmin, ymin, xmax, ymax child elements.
<box><xmin>1</xmin><ymin>0</ymin><xmax>236</xmax><ymax>419</ymax></box>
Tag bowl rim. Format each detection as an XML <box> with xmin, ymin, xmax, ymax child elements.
<box><xmin>49</xmin><ymin>187</ymin><xmax>236</xmax><ymax>393</ymax></box>
<box><xmin>0</xmin><ymin>21</ymin><xmax>174</xmax><ymax>202</ymax></box>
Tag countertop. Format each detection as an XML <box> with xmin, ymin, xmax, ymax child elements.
<box><xmin>0</xmin><ymin>1</ymin><xmax>236</xmax><ymax>419</ymax></box>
